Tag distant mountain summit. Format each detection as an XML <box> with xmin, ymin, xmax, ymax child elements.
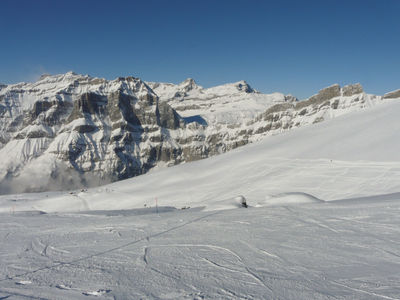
<box><xmin>0</xmin><ymin>72</ymin><xmax>398</xmax><ymax>194</ymax></box>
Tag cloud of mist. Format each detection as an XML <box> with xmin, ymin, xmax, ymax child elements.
<box><xmin>0</xmin><ymin>158</ymin><xmax>112</xmax><ymax>195</ymax></box>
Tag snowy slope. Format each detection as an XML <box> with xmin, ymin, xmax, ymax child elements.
<box><xmin>1</xmin><ymin>197</ymin><xmax>400</xmax><ymax>299</ymax></box>
<box><xmin>0</xmin><ymin>100</ymin><xmax>400</xmax><ymax>299</ymax></box>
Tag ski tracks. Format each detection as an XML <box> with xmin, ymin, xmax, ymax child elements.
<box><xmin>329</xmin><ymin>280</ymin><xmax>399</xmax><ymax>300</ymax></box>
<box><xmin>283</xmin><ymin>206</ymin><xmax>340</xmax><ymax>234</ymax></box>
<box><xmin>144</xmin><ymin>243</ymin><xmax>274</xmax><ymax>295</ymax></box>
<box><xmin>30</xmin><ymin>238</ymin><xmax>70</xmax><ymax>259</ymax></box>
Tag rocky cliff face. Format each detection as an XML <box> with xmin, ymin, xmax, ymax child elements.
<box><xmin>0</xmin><ymin>73</ymin><xmax>397</xmax><ymax>194</ymax></box>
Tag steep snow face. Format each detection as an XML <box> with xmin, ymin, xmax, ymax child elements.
<box><xmin>0</xmin><ymin>73</ymin><xmax>398</xmax><ymax>194</ymax></box>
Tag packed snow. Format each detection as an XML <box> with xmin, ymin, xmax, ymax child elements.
<box><xmin>0</xmin><ymin>99</ymin><xmax>399</xmax><ymax>299</ymax></box>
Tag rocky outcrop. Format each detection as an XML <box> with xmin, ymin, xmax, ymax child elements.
<box><xmin>383</xmin><ymin>89</ymin><xmax>400</xmax><ymax>99</ymax></box>
<box><xmin>68</xmin><ymin>92</ymin><xmax>107</xmax><ymax>120</ymax></box>
<box><xmin>157</xmin><ymin>101</ymin><xmax>181</xmax><ymax>129</ymax></box>
<box><xmin>297</xmin><ymin>84</ymin><xmax>341</xmax><ymax>109</ymax></box>
<box><xmin>343</xmin><ymin>83</ymin><xmax>363</xmax><ymax>96</ymax></box>
<box><xmin>235</xmin><ymin>81</ymin><xmax>254</xmax><ymax>93</ymax></box>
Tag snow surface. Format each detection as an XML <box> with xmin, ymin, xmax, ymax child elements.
<box><xmin>0</xmin><ymin>99</ymin><xmax>399</xmax><ymax>299</ymax></box>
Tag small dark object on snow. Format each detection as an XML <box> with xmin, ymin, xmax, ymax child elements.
<box><xmin>235</xmin><ymin>195</ymin><xmax>248</xmax><ymax>208</ymax></box>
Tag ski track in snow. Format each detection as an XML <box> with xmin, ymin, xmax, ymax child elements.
<box><xmin>1</xmin><ymin>199</ymin><xmax>400</xmax><ymax>299</ymax></box>
<box><xmin>0</xmin><ymin>211</ymin><xmax>221</xmax><ymax>284</ymax></box>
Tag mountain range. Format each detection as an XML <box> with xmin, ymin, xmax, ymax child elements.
<box><xmin>0</xmin><ymin>71</ymin><xmax>399</xmax><ymax>194</ymax></box>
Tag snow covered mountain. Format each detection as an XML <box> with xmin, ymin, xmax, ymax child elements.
<box><xmin>0</xmin><ymin>90</ymin><xmax>399</xmax><ymax>299</ymax></box>
<box><xmin>0</xmin><ymin>72</ymin><xmax>398</xmax><ymax>194</ymax></box>
<box><xmin>5</xmin><ymin>98</ymin><xmax>399</xmax><ymax>213</ymax></box>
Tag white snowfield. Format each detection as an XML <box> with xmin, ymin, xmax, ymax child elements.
<box><xmin>0</xmin><ymin>99</ymin><xmax>400</xmax><ymax>299</ymax></box>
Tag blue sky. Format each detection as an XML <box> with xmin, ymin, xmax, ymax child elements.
<box><xmin>0</xmin><ymin>0</ymin><xmax>399</xmax><ymax>98</ymax></box>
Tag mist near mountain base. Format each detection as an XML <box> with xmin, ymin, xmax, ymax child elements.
<box><xmin>0</xmin><ymin>161</ymin><xmax>111</xmax><ymax>195</ymax></box>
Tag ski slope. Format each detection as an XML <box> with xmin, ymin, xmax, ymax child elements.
<box><xmin>0</xmin><ymin>99</ymin><xmax>399</xmax><ymax>299</ymax></box>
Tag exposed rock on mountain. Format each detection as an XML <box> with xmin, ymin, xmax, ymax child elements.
<box><xmin>0</xmin><ymin>72</ymin><xmax>397</xmax><ymax>194</ymax></box>
<box><xmin>342</xmin><ymin>83</ymin><xmax>363</xmax><ymax>96</ymax></box>
<box><xmin>383</xmin><ymin>89</ymin><xmax>400</xmax><ymax>99</ymax></box>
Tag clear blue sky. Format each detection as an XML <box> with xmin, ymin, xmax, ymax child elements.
<box><xmin>0</xmin><ymin>0</ymin><xmax>399</xmax><ymax>98</ymax></box>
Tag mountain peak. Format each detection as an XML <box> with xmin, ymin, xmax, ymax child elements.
<box><xmin>342</xmin><ymin>83</ymin><xmax>363</xmax><ymax>96</ymax></box>
<box><xmin>34</xmin><ymin>71</ymin><xmax>89</xmax><ymax>84</ymax></box>
<box><xmin>181</xmin><ymin>78</ymin><xmax>196</xmax><ymax>85</ymax></box>
<box><xmin>66</xmin><ymin>71</ymin><xmax>78</xmax><ymax>76</ymax></box>
<box><xmin>284</xmin><ymin>94</ymin><xmax>298</xmax><ymax>102</ymax></box>
<box><xmin>234</xmin><ymin>80</ymin><xmax>254</xmax><ymax>93</ymax></box>
<box><xmin>39</xmin><ymin>74</ymin><xmax>52</xmax><ymax>81</ymax></box>
<box><xmin>179</xmin><ymin>78</ymin><xmax>198</xmax><ymax>92</ymax></box>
